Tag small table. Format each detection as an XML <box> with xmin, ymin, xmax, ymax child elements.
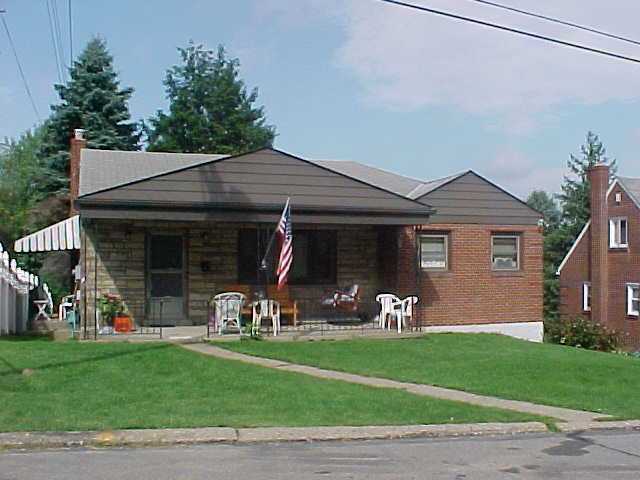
<box><xmin>252</xmin><ymin>299</ymin><xmax>280</xmax><ymax>336</ymax></box>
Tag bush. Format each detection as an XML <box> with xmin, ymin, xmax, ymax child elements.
<box><xmin>544</xmin><ymin>316</ymin><xmax>624</xmax><ymax>352</ymax></box>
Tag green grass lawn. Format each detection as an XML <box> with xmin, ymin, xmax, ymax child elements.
<box><xmin>0</xmin><ymin>337</ymin><xmax>548</xmax><ymax>432</ymax></box>
<box><xmin>223</xmin><ymin>333</ymin><xmax>640</xmax><ymax>419</ymax></box>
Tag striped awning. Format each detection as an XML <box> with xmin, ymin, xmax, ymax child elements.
<box><xmin>14</xmin><ymin>215</ymin><xmax>81</xmax><ymax>253</ymax></box>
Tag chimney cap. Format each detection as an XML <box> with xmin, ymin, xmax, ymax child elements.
<box><xmin>590</xmin><ymin>162</ymin><xmax>609</xmax><ymax>169</ymax></box>
<box><xmin>74</xmin><ymin>129</ymin><xmax>85</xmax><ymax>140</ymax></box>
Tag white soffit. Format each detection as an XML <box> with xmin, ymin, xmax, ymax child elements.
<box><xmin>14</xmin><ymin>215</ymin><xmax>81</xmax><ymax>253</ymax></box>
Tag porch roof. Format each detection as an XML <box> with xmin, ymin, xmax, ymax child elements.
<box><xmin>76</xmin><ymin>148</ymin><xmax>435</xmax><ymax>225</ymax></box>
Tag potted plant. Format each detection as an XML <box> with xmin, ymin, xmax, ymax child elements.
<box><xmin>98</xmin><ymin>294</ymin><xmax>128</xmax><ymax>331</ymax></box>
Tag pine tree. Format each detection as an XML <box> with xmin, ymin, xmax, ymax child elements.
<box><xmin>541</xmin><ymin>132</ymin><xmax>616</xmax><ymax>324</ymax></box>
<box><xmin>146</xmin><ymin>43</ymin><xmax>275</xmax><ymax>154</ymax></box>
<box><xmin>39</xmin><ymin>37</ymin><xmax>139</xmax><ymax>193</ymax></box>
<box><xmin>557</xmin><ymin>131</ymin><xmax>616</xmax><ymax>240</ymax></box>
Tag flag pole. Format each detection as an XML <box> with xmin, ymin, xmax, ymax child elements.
<box><xmin>258</xmin><ymin>197</ymin><xmax>290</xmax><ymax>294</ymax></box>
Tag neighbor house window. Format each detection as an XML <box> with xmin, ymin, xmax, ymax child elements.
<box><xmin>582</xmin><ymin>282</ymin><xmax>591</xmax><ymax>312</ymax></box>
<box><xmin>627</xmin><ymin>283</ymin><xmax>640</xmax><ymax>316</ymax></box>
<box><xmin>609</xmin><ymin>217</ymin><xmax>628</xmax><ymax>248</ymax></box>
<box><xmin>419</xmin><ymin>234</ymin><xmax>448</xmax><ymax>269</ymax></box>
<box><xmin>491</xmin><ymin>235</ymin><xmax>520</xmax><ymax>270</ymax></box>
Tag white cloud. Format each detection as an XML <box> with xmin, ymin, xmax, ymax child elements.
<box><xmin>480</xmin><ymin>148</ymin><xmax>565</xmax><ymax>198</ymax></box>
<box><xmin>264</xmin><ymin>0</ymin><xmax>640</xmax><ymax>134</ymax></box>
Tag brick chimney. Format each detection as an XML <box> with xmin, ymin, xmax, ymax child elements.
<box><xmin>589</xmin><ymin>163</ymin><xmax>609</xmax><ymax>327</ymax></box>
<box><xmin>69</xmin><ymin>129</ymin><xmax>86</xmax><ymax>216</ymax></box>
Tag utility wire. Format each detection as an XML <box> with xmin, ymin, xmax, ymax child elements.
<box><xmin>68</xmin><ymin>0</ymin><xmax>72</xmax><ymax>65</ymax></box>
<box><xmin>0</xmin><ymin>11</ymin><xmax>41</xmax><ymax>121</ymax></box>
<box><xmin>46</xmin><ymin>0</ymin><xmax>64</xmax><ymax>84</ymax></box>
<box><xmin>469</xmin><ymin>0</ymin><xmax>640</xmax><ymax>47</ymax></box>
<box><xmin>51</xmin><ymin>0</ymin><xmax>67</xmax><ymax>80</ymax></box>
<box><xmin>378</xmin><ymin>0</ymin><xmax>640</xmax><ymax>64</ymax></box>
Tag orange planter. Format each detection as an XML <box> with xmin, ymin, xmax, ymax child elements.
<box><xmin>114</xmin><ymin>316</ymin><xmax>132</xmax><ymax>333</ymax></box>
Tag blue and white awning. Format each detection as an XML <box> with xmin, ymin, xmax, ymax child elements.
<box><xmin>14</xmin><ymin>215</ymin><xmax>81</xmax><ymax>253</ymax></box>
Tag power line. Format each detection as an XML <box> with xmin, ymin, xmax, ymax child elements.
<box><xmin>51</xmin><ymin>0</ymin><xmax>67</xmax><ymax>80</ymax></box>
<box><xmin>45</xmin><ymin>0</ymin><xmax>64</xmax><ymax>84</ymax></box>
<box><xmin>68</xmin><ymin>0</ymin><xmax>73</xmax><ymax>65</ymax></box>
<box><xmin>469</xmin><ymin>0</ymin><xmax>640</xmax><ymax>47</ymax></box>
<box><xmin>0</xmin><ymin>10</ymin><xmax>41</xmax><ymax>121</ymax></box>
<box><xmin>377</xmin><ymin>0</ymin><xmax>640</xmax><ymax>64</ymax></box>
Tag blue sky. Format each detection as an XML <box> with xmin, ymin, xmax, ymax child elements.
<box><xmin>2</xmin><ymin>0</ymin><xmax>640</xmax><ymax>199</ymax></box>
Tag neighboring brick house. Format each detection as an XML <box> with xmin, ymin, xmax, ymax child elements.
<box><xmin>558</xmin><ymin>163</ymin><xmax>640</xmax><ymax>347</ymax></box>
<box><xmin>15</xmin><ymin>131</ymin><xmax>543</xmax><ymax>340</ymax></box>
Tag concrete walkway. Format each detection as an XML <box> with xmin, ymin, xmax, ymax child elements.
<box><xmin>182</xmin><ymin>343</ymin><xmax>612</xmax><ymax>426</ymax></box>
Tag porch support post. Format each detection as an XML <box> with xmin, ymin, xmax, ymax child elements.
<box><xmin>397</xmin><ymin>226</ymin><xmax>420</xmax><ymax>324</ymax></box>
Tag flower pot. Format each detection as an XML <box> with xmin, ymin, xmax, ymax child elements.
<box><xmin>114</xmin><ymin>315</ymin><xmax>132</xmax><ymax>333</ymax></box>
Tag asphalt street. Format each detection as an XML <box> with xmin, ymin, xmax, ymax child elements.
<box><xmin>2</xmin><ymin>430</ymin><xmax>640</xmax><ymax>479</ymax></box>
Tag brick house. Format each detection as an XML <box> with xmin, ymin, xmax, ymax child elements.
<box><xmin>15</xmin><ymin>132</ymin><xmax>543</xmax><ymax>340</ymax></box>
<box><xmin>558</xmin><ymin>163</ymin><xmax>640</xmax><ymax>347</ymax></box>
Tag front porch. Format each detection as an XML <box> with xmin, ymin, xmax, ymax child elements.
<box><xmin>80</xmin><ymin>219</ymin><xmax>417</xmax><ymax>334</ymax></box>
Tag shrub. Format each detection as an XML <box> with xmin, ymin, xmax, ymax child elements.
<box><xmin>544</xmin><ymin>316</ymin><xmax>624</xmax><ymax>352</ymax></box>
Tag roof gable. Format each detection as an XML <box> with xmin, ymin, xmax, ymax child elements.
<box><xmin>78</xmin><ymin>148</ymin><xmax>434</xmax><ymax>222</ymax></box>
<box><xmin>416</xmin><ymin>171</ymin><xmax>541</xmax><ymax>225</ymax></box>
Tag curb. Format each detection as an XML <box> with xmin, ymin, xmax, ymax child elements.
<box><xmin>0</xmin><ymin>422</ymin><xmax>548</xmax><ymax>450</ymax></box>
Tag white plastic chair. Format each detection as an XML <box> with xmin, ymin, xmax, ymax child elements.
<box><xmin>398</xmin><ymin>296</ymin><xmax>419</xmax><ymax>332</ymax></box>
<box><xmin>252</xmin><ymin>299</ymin><xmax>280</xmax><ymax>336</ymax></box>
<box><xmin>33</xmin><ymin>283</ymin><xmax>54</xmax><ymax>323</ymax></box>
<box><xmin>211</xmin><ymin>292</ymin><xmax>245</xmax><ymax>335</ymax></box>
<box><xmin>376</xmin><ymin>293</ymin><xmax>401</xmax><ymax>330</ymax></box>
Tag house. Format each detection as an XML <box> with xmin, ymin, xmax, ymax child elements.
<box><xmin>558</xmin><ymin>163</ymin><xmax>640</xmax><ymax>347</ymax></box>
<box><xmin>15</xmin><ymin>131</ymin><xmax>543</xmax><ymax>340</ymax></box>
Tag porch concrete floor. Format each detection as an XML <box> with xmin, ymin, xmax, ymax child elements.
<box><xmin>80</xmin><ymin>323</ymin><xmax>425</xmax><ymax>343</ymax></box>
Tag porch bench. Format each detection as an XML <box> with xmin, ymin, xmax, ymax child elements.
<box><xmin>267</xmin><ymin>285</ymin><xmax>299</xmax><ymax>326</ymax></box>
<box><xmin>221</xmin><ymin>285</ymin><xmax>299</xmax><ymax>326</ymax></box>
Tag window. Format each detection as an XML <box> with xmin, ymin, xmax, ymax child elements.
<box><xmin>582</xmin><ymin>282</ymin><xmax>591</xmax><ymax>312</ymax></box>
<box><xmin>238</xmin><ymin>228</ymin><xmax>336</xmax><ymax>284</ymax></box>
<box><xmin>419</xmin><ymin>234</ymin><xmax>448</xmax><ymax>269</ymax></box>
<box><xmin>627</xmin><ymin>283</ymin><xmax>639</xmax><ymax>316</ymax></box>
<box><xmin>609</xmin><ymin>217</ymin><xmax>628</xmax><ymax>248</ymax></box>
<box><xmin>491</xmin><ymin>235</ymin><xmax>519</xmax><ymax>270</ymax></box>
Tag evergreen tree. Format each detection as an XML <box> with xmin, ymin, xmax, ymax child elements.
<box><xmin>526</xmin><ymin>190</ymin><xmax>560</xmax><ymax>233</ymax></box>
<box><xmin>557</xmin><ymin>131</ymin><xmax>616</xmax><ymax>240</ymax></box>
<box><xmin>39</xmin><ymin>37</ymin><xmax>139</xmax><ymax>193</ymax></box>
<box><xmin>147</xmin><ymin>43</ymin><xmax>275</xmax><ymax>154</ymax></box>
<box><xmin>541</xmin><ymin>132</ymin><xmax>616</xmax><ymax>324</ymax></box>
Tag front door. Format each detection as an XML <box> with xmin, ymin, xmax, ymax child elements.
<box><xmin>147</xmin><ymin>233</ymin><xmax>185</xmax><ymax>326</ymax></box>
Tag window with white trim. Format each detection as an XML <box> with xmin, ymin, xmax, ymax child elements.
<box><xmin>582</xmin><ymin>282</ymin><xmax>591</xmax><ymax>312</ymax></box>
<box><xmin>627</xmin><ymin>283</ymin><xmax>639</xmax><ymax>316</ymax></box>
<box><xmin>491</xmin><ymin>235</ymin><xmax>519</xmax><ymax>270</ymax></box>
<box><xmin>609</xmin><ymin>217</ymin><xmax>628</xmax><ymax>248</ymax></box>
<box><xmin>419</xmin><ymin>234</ymin><xmax>448</xmax><ymax>269</ymax></box>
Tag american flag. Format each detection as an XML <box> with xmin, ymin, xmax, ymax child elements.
<box><xmin>275</xmin><ymin>198</ymin><xmax>292</xmax><ymax>290</ymax></box>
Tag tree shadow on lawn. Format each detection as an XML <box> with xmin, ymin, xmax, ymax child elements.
<box><xmin>0</xmin><ymin>342</ymin><xmax>172</xmax><ymax>377</ymax></box>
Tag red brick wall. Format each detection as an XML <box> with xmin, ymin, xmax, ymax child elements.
<box><xmin>412</xmin><ymin>223</ymin><xmax>543</xmax><ymax>326</ymax></box>
<box><xmin>560</xmin><ymin>185</ymin><xmax>640</xmax><ymax>346</ymax></box>
<box><xmin>559</xmin><ymin>226</ymin><xmax>591</xmax><ymax>320</ymax></box>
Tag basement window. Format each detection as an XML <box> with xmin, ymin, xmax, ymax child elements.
<box><xmin>609</xmin><ymin>217</ymin><xmax>628</xmax><ymax>248</ymax></box>
<box><xmin>582</xmin><ymin>282</ymin><xmax>591</xmax><ymax>312</ymax></box>
<box><xmin>627</xmin><ymin>283</ymin><xmax>640</xmax><ymax>316</ymax></box>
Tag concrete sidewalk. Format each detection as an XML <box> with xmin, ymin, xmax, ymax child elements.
<box><xmin>182</xmin><ymin>343</ymin><xmax>611</xmax><ymax>425</ymax></box>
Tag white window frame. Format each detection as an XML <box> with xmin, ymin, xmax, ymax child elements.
<box><xmin>418</xmin><ymin>234</ymin><xmax>448</xmax><ymax>270</ymax></box>
<box><xmin>491</xmin><ymin>235</ymin><xmax>520</xmax><ymax>271</ymax></box>
<box><xmin>627</xmin><ymin>283</ymin><xmax>640</xmax><ymax>316</ymax></box>
<box><xmin>609</xmin><ymin>217</ymin><xmax>628</xmax><ymax>248</ymax></box>
<box><xmin>582</xmin><ymin>282</ymin><xmax>591</xmax><ymax>312</ymax></box>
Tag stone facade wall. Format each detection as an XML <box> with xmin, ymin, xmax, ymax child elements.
<box><xmin>81</xmin><ymin>220</ymin><xmax>382</xmax><ymax>327</ymax></box>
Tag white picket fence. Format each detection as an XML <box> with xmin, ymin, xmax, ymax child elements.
<box><xmin>0</xmin><ymin>242</ymin><xmax>40</xmax><ymax>335</ymax></box>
